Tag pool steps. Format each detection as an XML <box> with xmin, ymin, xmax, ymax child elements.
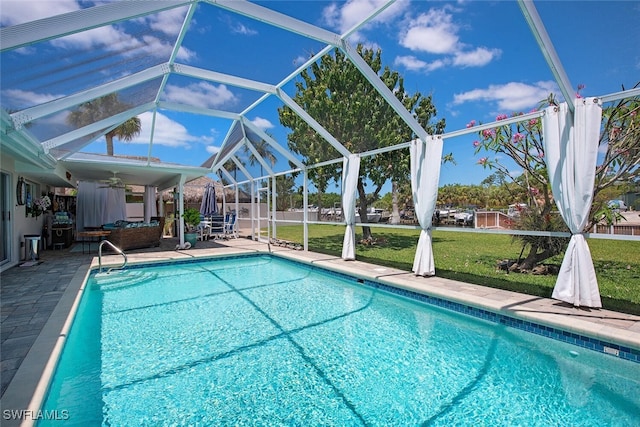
<box><xmin>93</xmin><ymin>270</ymin><xmax>157</xmax><ymax>290</ymax></box>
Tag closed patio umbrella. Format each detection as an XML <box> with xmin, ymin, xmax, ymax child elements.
<box><xmin>199</xmin><ymin>183</ymin><xmax>218</xmax><ymax>217</ymax></box>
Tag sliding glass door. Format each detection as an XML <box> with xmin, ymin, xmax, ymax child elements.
<box><xmin>0</xmin><ymin>172</ymin><xmax>11</xmax><ymax>267</ymax></box>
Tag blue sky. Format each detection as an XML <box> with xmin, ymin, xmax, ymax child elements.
<box><xmin>2</xmin><ymin>0</ymin><xmax>639</xmax><ymax>192</ymax></box>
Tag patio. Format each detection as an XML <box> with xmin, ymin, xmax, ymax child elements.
<box><xmin>2</xmin><ymin>234</ymin><xmax>640</xmax><ymax>425</ymax></box>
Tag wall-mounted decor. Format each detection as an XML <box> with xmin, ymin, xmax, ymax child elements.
<box><xmin>16</xmin><ymin>176</ymin><xmax>26</xmax><ymax>205</ymax></box>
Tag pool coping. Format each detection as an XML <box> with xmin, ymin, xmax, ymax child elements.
<box><xmin>2</xmin><ymin>242</ymin><xmax>639</xmax><ymax>426</ymax></box>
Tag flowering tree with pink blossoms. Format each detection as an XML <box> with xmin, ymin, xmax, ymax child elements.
<box><xmin>470</xmin><ymin>111</ymin><xmax>567</xmax><ymax>271</ymax></box>
<box><xmin>469</xmin><ymin>82</ymin><xmax>640</xmax><ymax>271</ymax></box>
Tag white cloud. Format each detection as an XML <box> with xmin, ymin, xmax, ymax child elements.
<box><xmin>163</xmin><ymin>82</ymin><xmax>238</xmax><ymax>110</ymax></box>
<box><xmin>2</xmin><ymin>89</ymin><xmax>65</xmax><ymax>108</ymax></box>
<box><xmin>0</xmin><ymin>0</ymin><xmax>79</xmax><ymax>25</ymax></box>
<box><xmin>49</xmin><ymin>25</ymin><xmax>196</xmax><ymax>62</ymax></box>
<box><xmin>218</xmin><ymin>15</ymin><xmax>258</xmax><ymax>36</ymax></box>
<box><xmin>394</xmin><ymin>55</ymin><xmax>446</xmax><ymax>72</ymax></box>
<box><xmin>206</xmin><ymin>145</ymin><xmax>221</xmax><ymax>155</ymax></box>
<box><xmin>396</xmin><ymin>6</ymin><xmax>501</xmax><ymax>73</ymax></box>
<box><xmin>232</xmin><ymin>23</ymin><xmax>258</xmax><ymax>36</ymax></box>
<box><xmin>400</xmin><ymin>8</ymin><xmax>459</xmax><ymax>54</ymax></box>
<box><xmin>394</xmin><ymin>55</ymin><xmax>427</xmax><ymax>71</ymax></box>
<box><xmin>6</xmin><ymin>1</ymin><xmax>194</xmax><ymax>62</ymax></box>
<box><xmin>292</xmin><ymin>55</ymin><xmax>307</xmax><ymax>67</ymax></box>
<box><xmin>251</xmin><ymin>117</ymin><xmax>274</xmax><ymax>130</ymax></box>
<box><xmin>140</xmin><ymin>34</ymin><xmax>195</xmax><ymax>62</ymax></box>
<box><xmin>322</xmin><ymin>0</ymin><xmax>409</xmax><ymax>36</ymax></box>
<box><xmin>50</xmin><ymin>24</ymin><xmax>132</xmax><ymax>50</ymax></box>
<box><xmin>129</xmin><ymin>111</ymin><xmax>210</xmax><ymax>148</ymax></box>
<box><xmin>37</xmin><ymin>111</ymin><xmax>69</xmax><ymax>127</ymax></box>
<box><xmin>452</xmin><ymin>47</ymin><xmax>501</xmax><ymax>68</ymax></box>
<box><xmin>145</xmin><ymin>8</ymin><xmax>188</xmax><ymax>37</ymax></box>
<box><xmin>452</xmin><ymin>81</ymin><xmax>558</xmax><ymax>111</ymax></box>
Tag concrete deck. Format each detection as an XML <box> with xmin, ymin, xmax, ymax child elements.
<box><xmin>2</xmin><ymin>235</ymin><xmax>639</xmax><ymax>426</ymax></box>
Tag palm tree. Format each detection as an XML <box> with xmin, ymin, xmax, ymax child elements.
<box><xmin>67</xmin><ymin>93</ymin><xmax>141</xmax><ymax>156</ymax></box>
<box><xmin>245</xmin><ymin>139</ymin><xmax>277</xmax><ymax>177</ymax></box>
<box><xmin>106</xmin><ymin>116</ymin><xmax>141</xmax><ymax>156</ymax></box>
<box><xmin>223</xmin><ymin>158</ymin><xmax>244</xmax><ymax>181</ymax></box>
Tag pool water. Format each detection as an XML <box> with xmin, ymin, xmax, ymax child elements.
<box><xmin>40</xmin><ymin>255</ymin><xmax>640</xmax><ymax>426</ymax></box>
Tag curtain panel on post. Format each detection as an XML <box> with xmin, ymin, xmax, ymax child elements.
<box><xmin>410</xmin><ymin>136</ymin><xmax>444</xmax><ymax>276</ymax></box>
<box><xmin>542</xmin><ymin>98</ymin><xmax>602</xmax><ymax>307</ymax></box>
<box><xmin>76</xmin><ymin>181</ymin><xmax>127</xmax><ymax>232</ymax></box>
<box><xmin>341</xmin><ymin>154</ymin><xmax>360</xmax><ymax>260</ymax></box>
<box><xmin>143</xmin><ymin>185</ymin><xmax>157</xmax><ymax>223</ymax></box>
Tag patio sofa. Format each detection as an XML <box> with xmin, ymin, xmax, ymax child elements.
<box><xmin>102</xmin><ymin>217</ymin><xmax>165</xmax><ymax>251</ymax></box>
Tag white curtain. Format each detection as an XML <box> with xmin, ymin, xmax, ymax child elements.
<box><xmin>143</xmin><ymin>185</ymin><xmax>157</xmax><ymax>222</ymax></box>
<box><xmin>542</xmin><ymin>98</ymin><xmax>602</xmax><ymax>307</ymax></box>
<box><xmin>76</xmin><ymin>181</ymin><xmax>127</xmax><ymax>231</ymax></box>
<box><xmin>410</xmin><ymin>136</ymin><xmax>444</xmax><ymax>276</ymax></box>
<box><xmin>341</xmin><ymin>154</ymin><xmax>360</xmax><ymax>260</ymax></box>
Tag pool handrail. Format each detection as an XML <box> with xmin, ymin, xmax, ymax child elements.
<box><xmin>98</xmin><ymin>240</ymin><xmax>127</xmax><ymax>273</ymax></box>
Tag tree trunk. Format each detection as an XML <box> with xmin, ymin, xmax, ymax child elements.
<box><xmin>357</xmin><ymin>179</ymin><xmax>373</xmax><ymax>241</ymax></box>
<box><xmin>515</xmin><ymin>244</ymin><xmax>556</xmax><ymax>271</ymax></box>
<box><xmin>105</xmin><ymin>132</ymin><xmax>115</xmax><ymax>156</ymax></box>
<box><xmin>316</xmin><ymin>189</ymin><xmax>324</xmax><ymax>213</ymax></box>
<box><xmin>390</xmin><ymin>181</ymin><xmax>400</xmax><ymax>225</ymax></box>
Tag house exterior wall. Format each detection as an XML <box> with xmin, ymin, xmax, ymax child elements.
<box><xmin>1</xmin><ymin>155</ymin><xmax>49</xmax><ymax>272</ymax></box>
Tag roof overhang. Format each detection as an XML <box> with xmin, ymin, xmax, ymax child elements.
<box><xmin>59</xmin><ymin>153</ymin><xmax>210</xmax><ymax>191</ymax></box>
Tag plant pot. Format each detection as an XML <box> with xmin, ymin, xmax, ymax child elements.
<box><xmin>185</xmin><ymin>233</ymin><xmax>197</xmax><ymax>247</ymax></box>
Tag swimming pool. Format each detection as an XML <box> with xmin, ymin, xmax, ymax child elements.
<box><xmin>40</xmin><ymin>254</ymin><xmax>640</xmax><ymax>425</ymax></box>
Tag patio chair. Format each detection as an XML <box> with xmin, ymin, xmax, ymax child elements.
<box><xmin>224</xmin><ymin>211</ymin><xmax>238</xmax><ymax>239</ymax></box>
<box><xmin>197</xmin><ymin>222</ymin><xmax>210</xmax><ymax>241</ymax></box>
<box><xmin>208</xmin><ymin>214</ymin><xmax>225</xmax><ymax>239</ymax></box>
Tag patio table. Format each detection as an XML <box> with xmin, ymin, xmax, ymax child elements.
<box><xmin>76</xmin><ymin>230</ymin><xmax>111</xmax><ymax>254</ymax></box>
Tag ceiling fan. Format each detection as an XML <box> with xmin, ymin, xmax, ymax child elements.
<box><xmin>98</xmin><ymin>171</ymin><xmax>126</xmax><ymax>189</ymax></box>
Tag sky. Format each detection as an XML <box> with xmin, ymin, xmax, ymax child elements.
<box><xmin>2</xmin><ymin>0</ymin><xmax>639</xmax><ymax>193</ymax></box>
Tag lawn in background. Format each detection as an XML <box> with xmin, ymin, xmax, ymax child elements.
<box><xmin>273</xmin><ymin>224</ymin><xmax>640</xmax><ymax>315</ymax></box>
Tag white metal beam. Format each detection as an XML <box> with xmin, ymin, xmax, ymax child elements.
<box><xmin>232</xmin><ymin>156</ymin><xmax>253</xmax><ymax>181</ymax></box>
<box><xmin>278</xmin><ymin>45</ymin><xmax>335</xmax><ymax>90</ymax></box>
<box><xmin>241</xmin><ymin>93</ymin><xmax>272</xmax><ymax>117</ymax></box>
<box><xmin>518</xmin><ymin>0</ymin><xmax>574</xmax><ymax>110</ymax></box>
<box><xmin>243</xmin><ymin>138</ymin><xmax>274</xmax><ymax>177</ymax></box>
<box><xmin>42</xmin><ymin>102</ymin><xmax>155</xmax><ymax>150</ymax></box>
<box><xmin>1</xmin><ymin>0</ymin><xmax>193</xmax><ymax>52</ymax></box>
<box><xmin>599</xmin><ymin>87</ymin><xmax>640</xmax><ymax>103</ymax></box>
<box><xmin>11</xmin><ymin>64</ymin><xmax>168</xmax><ymax>128</ymax></box>
<box><xmin>276</xmin><ymin>88</ymin><xmax>351</xmax><ymax>158</ymax></box>
<box><xmin>168</xmin><ymin>4</ymin><xmax>198</xmax><ymax>66</ymax></box>
<box><xmin>157</xmin><ymin>101</ymin><xmax>241</xmax><ymax>120</ymax></box>
<box><xmin>341</xmin><ymin>0</ymin><xmax>397</xmax><ymax>39</ymax></box>
<box><xmin>173</xmin><ymin>64</ymin><xmax>277</xmax><ymax>94</ymax></box>
<box><xmin>241</xmin><ymin>118</ymin><xmax>305</xmax><ymax>169</ymax></box>
<box><xmin>206</xmin><ymin>0</ymin><xmax>341</xmax><ymax>46</ymax></box>
<box><xmin>56</xmin><ymin>120</ymin><xmax>124</xmax><ymax>161</ymax></box>
<box><xmin>154</xmin><ymin>3</ymin><xmax>198</xmax><ymax>106</ymax></box>
<box><xmin>340</xmin><ymin>40</ymin><xmax>429</xmax><ymax>142</ymax></box>
<box><xmin>218</xmin><ymin>167</ymin><xmax>237</xmax><ymax>185</ymax></box>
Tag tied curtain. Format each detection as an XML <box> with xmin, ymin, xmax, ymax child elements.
<box><xmin>143</xmin><ymin>185</ymin><xmax>158</xmax><ymax>223</ymax></box>
<box><xmin>410</xmin><ymin>136</ymin><xmax>444</xmax><ymax>276</ymax></box>
<box><xmin>341</xmin><ymin>154</ymin><xmax>360</xmax><ymax>260</ymax></box>
<box><xmin>542</xmin><ymin>98</ymin><xmax>602</xmax><ymax>307</ymax></box>
<box><xmin>76</xmin><ymin>181</ymin><xmax>127</xmax><ymax>232</ymax></box>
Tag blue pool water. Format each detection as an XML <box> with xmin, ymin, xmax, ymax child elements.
<box><xmin>40</xmin><ymin>255</ymin><xmax>639</xmax><ymax>426</ymax></box>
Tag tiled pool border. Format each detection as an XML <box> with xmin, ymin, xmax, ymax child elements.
<box><xmin>93</xmin><ymin>252</ymin><xmax>640</xmax><ymax>364</ymax></box>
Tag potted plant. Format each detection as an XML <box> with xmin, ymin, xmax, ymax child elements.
<box><xmin>183</xmin><ymin>207</ymin><xmax>201</xmax><ymax>247</ymax></box>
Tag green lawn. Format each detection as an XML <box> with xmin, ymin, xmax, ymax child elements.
<box><xmin>273</xmin><ymin>224</ymin><xmax>640</xmax><ymax>315</ymax></box>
